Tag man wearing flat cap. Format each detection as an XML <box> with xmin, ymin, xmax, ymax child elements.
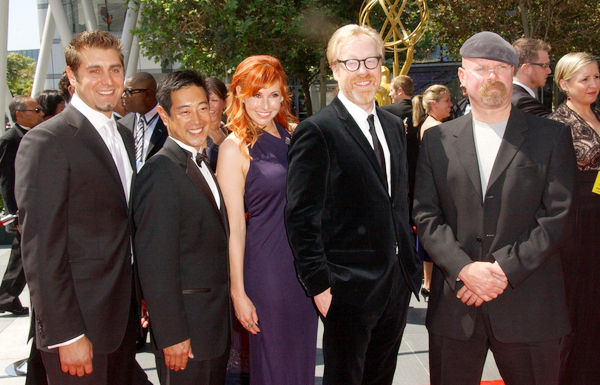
<box><xmin>413</xmin><ymin>31</ymin><xmax>575</xmax><ymax>385</ymax></box>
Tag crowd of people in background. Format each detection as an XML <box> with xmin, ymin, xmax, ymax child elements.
<box><xmin>0</xmin><ymin>24</ymin><xmax>598</xmax><ymax>385</ymax></box>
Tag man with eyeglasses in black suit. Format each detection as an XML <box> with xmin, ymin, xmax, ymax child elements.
<box><xmin>511</xmin><ymin>38</ymin><xmax>552</xmax><ymax>117</ymax></box>
<box><xmin>285</xmin><ymin>24</ymin><xmax>421</xmax><ymax>385</ymax></box>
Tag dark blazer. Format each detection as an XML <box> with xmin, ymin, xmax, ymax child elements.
<box><xmin>133</xmin><ymin>138</ymin><xmax>230</xmax><ymax>361</ymax></box>
<box><xmin>382</xmin><ymin>99</ymin><xmax>418</xmax><ymax>208</ymax></box>
<box><xmin>120</xmin><ymin>111</ymin><xmax>168</xmax><ymax>161</ymax></box>
<box><xmin>0</xmin><ymin>124</ymin><xmax>27</xmax><ymax>232</ymax></box>
<box><xmin>285</xmin><ymin>97</ymin><xmax>421</xmax><ymax>311</ymax></box>
<box><xmin>413</xmin><ymin>108</ymin><xmax>576</xmax><ymax>342</ymax></box>
<box><xmin>511</xmin><ymin>84</ymin><xmax>551</xmax><ymax>117</ymax></box>
<box><xmin>15</xmin><ymin>104</ymin><xmax>135</xmax><ymax>353</ymax></box>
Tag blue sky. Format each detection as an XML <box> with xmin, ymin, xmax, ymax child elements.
<box><xmin>7</xmin><ymin>0</ymin><xmax>40</xmax><ymax>51</ymax></box>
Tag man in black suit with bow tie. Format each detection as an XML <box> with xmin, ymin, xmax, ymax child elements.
<box><xmin>133</xmin><ymin>70</ymin><xmax>230</xmax><ymax>385</ymax></box>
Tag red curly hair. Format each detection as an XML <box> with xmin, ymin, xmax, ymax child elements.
<box><xmin>226</xmin><ymin>55</ymin><xmax>296</xmax><ymax>149</ymax></box>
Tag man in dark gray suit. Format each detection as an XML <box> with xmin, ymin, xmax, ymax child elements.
<box><xmin>285</xmin><ymin>24</ymin><xmax>421</xmax><ymax>385</ymax></box>
<box><xmin>15</xmin><ymin>31</ymin><xmax>139</xmax><ymax>384</ymax></box>
<box><xmin>133</xmin><ymin>70</ymin><xmax>230</xmax><ymax>385</ymax></box>
<box><xmin>413</xmin><ymin>31</ymin><xmax>575</xmax><ymax>385</ymax></box>
<box><xmin>0</xmin><ymin>96</ymin><xmax>44</xmax><ymax>316</ymax></box>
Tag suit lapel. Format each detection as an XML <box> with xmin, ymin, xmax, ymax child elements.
<box><xmin>377</xmin><ymin>107</ymin><xmax>402</xmax><ymax>197</ymax></box>
<box><xmin>164</xmin><ymin>139</ymin><xmax>227</xmax><ymax>233</ymax></box>
<box><xmin>486</xmin><ymin>109</ymin><xmax>527</xmax><ymax>192</ymax></box>
<box><xmin>333</xmin><ymin>98</ymin><xmax>388</xmax><ymax>190</ymax></box>
<box><xmin>146</xmin><ymin>119</ymin><xmax>167</xmax><ymax>159</ymax></box>
<box><xmin>452</xmin><ymin>117</ymin><xmax>483</xmax><ymax>201</ymax></box>
<box><xmin>66</xmin><ymin>106</ymin><xmax>128</xmax><ymax>203</ymax></box>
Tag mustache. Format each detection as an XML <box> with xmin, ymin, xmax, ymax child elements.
<box><xmin>480</xmin><ymin>81</ymin><xmax>507</xmax><ymax>94</ymax></box>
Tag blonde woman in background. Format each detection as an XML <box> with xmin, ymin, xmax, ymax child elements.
<box><xmin>411</xmin><ymin>84</ymin><xmax>452</xmax><ymax>299</ymax></box>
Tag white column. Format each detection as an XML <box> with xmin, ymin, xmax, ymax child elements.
<box><xmin>47</xmin><ymin>0</ymin><xmax>72</xmax><ymax>48</ymax></box>
<box><xmin>121</xmin><ymin>1</ymin><xmax>139</xmax><ymax>65</ymax></box>
<box><xmin>81</xmin><ymin>0</ymin><xmax>97</xmax><ymax>31</ymax></box>
<box><xmin>0</xmin><ymin>0</ymin><xmax>9</xmax><ymax>126</ymax></box>
<box><xmin>125</xmin><ymin>5</ymin><xmax>143</xmax><ymax>79</ymax></box>
<box><xmin>31</xmin><ymin>6</ymin><xmax>55</xmax><ymax>97</ymax></box>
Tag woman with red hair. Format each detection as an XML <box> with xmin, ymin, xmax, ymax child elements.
<box><xmin>216</xmin><ymin>55</ymin><xmax>317</xmax><ymax>384</ymax></box>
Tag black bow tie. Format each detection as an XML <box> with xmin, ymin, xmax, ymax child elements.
<box><xmin>195</xmin><ymin>150</ymin><xmax>209</xmax><ymax>167</ymax></box>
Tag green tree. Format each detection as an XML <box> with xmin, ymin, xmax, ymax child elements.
<box><xmin>6</xmin><ymin>53</ymin><xmax>35</xmax><ymax>96</ymax></box>
<box><xmin>427</xmin><ymin>0</ymin><xmax>600</xmax><ymax>60</ymax></box>
<box><xmin>132</xmin><ymin>0</ymin><xmax>367</xmax><ymax>115</ymax></box>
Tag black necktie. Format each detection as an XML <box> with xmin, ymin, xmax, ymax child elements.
<box><xmin>195</xmin><ymin>149</ymin><xmax>209</xmax><ymax>167</ymax></box>
<box><xmin>367</xmin><ymin>114</ymin><xmax>387</xmax><ymax>186</ymax></box>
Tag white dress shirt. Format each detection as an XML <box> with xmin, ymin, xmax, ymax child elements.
<box><xmin>48</xmin><ymin>94</ymin><xmax>134</xmax><ymax>349</ymax></box>
<box><xmin>472</xmin><ymin>117</ymin><xmax>507</xmax><ymax>196</ymax></box>
<box><xmin>71</xmin><ymin>94</ymin><xmax>133</xmax><ymax>204</ymax></box>
<box><xmin>337</xmin><ymin>92</ymin><xmax>392</xmax><ymax>195</ymax></box>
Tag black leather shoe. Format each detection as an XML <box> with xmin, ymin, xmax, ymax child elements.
<box><xmin>0</xmin><ymin>304</ymin><xmax>29</xmax><ymax>316</ymax></box>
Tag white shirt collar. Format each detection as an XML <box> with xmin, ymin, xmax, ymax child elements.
<box><xmin>142</xmin><ymin>104</ymin><xmax>159</xmax><ymax>122</ymax></box>
<box><xmin>70</xmin><ymin>94</ymin><xmax>114</xmax><ymax>130</ymax></box>
<box><xmin>337</xmin><ymin>91</ymin><xmax>376</xmax><ymax>122</ymax></box>
<box><xmin>512</xmin><ymin>80</ymin><xmax>536</xmax><ymax>98</ymax></box>
<box><xmin>169</xmin><ymin>136</ymin><xmax>204</xmax><ymax>158</ymax></box>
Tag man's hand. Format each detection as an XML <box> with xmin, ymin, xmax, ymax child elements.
<box><xmin>314</xmin><ymin>288</ymin><xmax>332</xmax><ymax>317</ymax></box>
<box><xmin>458</xmin><ymin>262</ymin><xmax>508</xmax><ymax>301</ymax></box>
<box><xmin>163</xmin><ymin>339</ymin><xmax>193</xmax><ymax>371</ymax></box>
<box><xmin>456</xmin><ymin>286</ymin><xmax>485</xmax><ymax>307</ymax></box>
<box><xmin>58</xmin><ymin>336</ymin><xmax>93</xmax><ymax>376</ymax></box>
<box><xmin>140</xmin><ymin>299</ymin><xmax>149</xmax><ymax>329</ymax></box>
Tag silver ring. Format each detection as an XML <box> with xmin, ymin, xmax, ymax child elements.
<box><xmin>247</xmin><ymin>323</ymin><xmax>254</xmax><ymax>328</ymax></box>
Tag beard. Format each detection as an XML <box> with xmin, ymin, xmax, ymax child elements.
<box><xmin>347</xmin><ymin>75</ymin><xmax>379</xmax><ymax>106</ymax></box>
<box><xmin>479</xmin><ymin>81</ymin><xmax>508</xmax><ymax>107</ymax></box>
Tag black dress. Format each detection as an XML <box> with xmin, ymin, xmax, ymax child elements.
<box><xmin>550</xmin><ymin>102</ymin><xmax>600</xmax><ymax>384</ymax></box>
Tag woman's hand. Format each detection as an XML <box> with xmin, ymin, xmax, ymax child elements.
<box><xmin>232</xmin><ymin>291</ymin><xmax>261</xmax><ymax>335</ymax></box>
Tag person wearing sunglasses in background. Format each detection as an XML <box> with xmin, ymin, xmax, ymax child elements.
<box><xmin>121</xmin><ymin>72</ymin><xmax>168</xmax><ymax>171</ymax></box>
<box><xmin>0</xmin><ymin>96</ymin><xmax>44</xmax><ymax>317</ymax></box>
<box><xmin>511</xmin><ymin>38</ymin><xmax>552</xmax><ymax>117</ymax></box>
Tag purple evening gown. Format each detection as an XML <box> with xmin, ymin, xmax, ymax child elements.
<box><xmin>243</xmin><ymin>123</ymin><xmax>317</xmax><ymax>385</ymax></box>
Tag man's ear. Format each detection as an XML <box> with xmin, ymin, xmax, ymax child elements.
<box><xmin>331</xmin><ymin>64</ymin><xmax>340</xmax><ymax>81</ymax></box>
<box><xmin>65</xmin><ymin>66</ymin><xmax>77</xmax><ymax>87</ymax></box>
<box><xmin>157</xmin><ymin>105</ymin><xmax>170</xmax><ymax>133</ymax></box>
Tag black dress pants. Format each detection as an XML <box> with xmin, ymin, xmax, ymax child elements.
<box><xmin>155</xmin><ymin>350</ymin><xmax>228</xmax><ymax>385</ymax></box>
<box><xmin>0</xmin><ymin>232</ymin><xmax>26</xmax><ymax>309</ymax></box>
<box><xmin>322</xmin><ymin>268</ymin><xmax>411</xmax><ymax>385</ymax></box>
<box><xmin>429</xmin><ymin>306</ymin><xmax>561</xmax><ymax>385</ymax></box>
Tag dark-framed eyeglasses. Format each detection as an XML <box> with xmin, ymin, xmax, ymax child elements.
<box><xmin>123</xmin><ymin>88</ymin><xmax>148</xmax><ymax>96</ymax></box>
<box><xmin>18</xmin><ymin>107</ymin><xmax>43</xmax><ymax>113</ymax></box>
<box><xmin>526</xmin><ymin>62</ymin><xmax>551</xmax><ymax>69</ymax></box>
<box><xmin>336</xmin><ymin>56</ymin><xmax>382</xmax><ymax>72</ymax></box>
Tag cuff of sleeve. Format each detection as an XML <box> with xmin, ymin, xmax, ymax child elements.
<box><xmin>47</xmin><ymin>334</ymin><xmax>85</xmax><ymax>349</ymax></box>
<box><xmin>302</xmin><ymin>267</ymin><xmax>331</xmax><ymax>297</ymax></box>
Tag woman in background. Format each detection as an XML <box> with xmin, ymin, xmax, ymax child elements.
<box><xmin>216</xmin><ymin>55</ymin><xmax>317</xmax><ymax>385</ymax></box>
<box><xmin>205</xmin><ymin>77</ymin><xmax>229</xmax><ymax>171</ymax></box>
<box><xmin>36</xmin><ymin>89</ymin><xmax>65</xmax><ymax>121</ymax></box>
<box><xmin>411</xmin><ymin>84</ymin><xmax>452</xmax><ymax>298</ymax></box>
<box><xmin>549</xmin><ymin>52</ymin><xmax>600</xmax><ymax>385</ymax></box>
<box><xmin>412</xmin><ymin>84</ymin><xmax>452</xmax><ymax>140</ymax></box>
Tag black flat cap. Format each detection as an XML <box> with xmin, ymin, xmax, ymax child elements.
<box><xmin>460</xmin><ymin>31</ymin><xmax>518</xmax><ymax>68</ymax></box>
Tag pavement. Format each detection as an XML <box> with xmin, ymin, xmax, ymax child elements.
<box><xmin>0</xmin><ymin>246</ymin><xmax>503</xmax><ymax>384</ymax></box>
